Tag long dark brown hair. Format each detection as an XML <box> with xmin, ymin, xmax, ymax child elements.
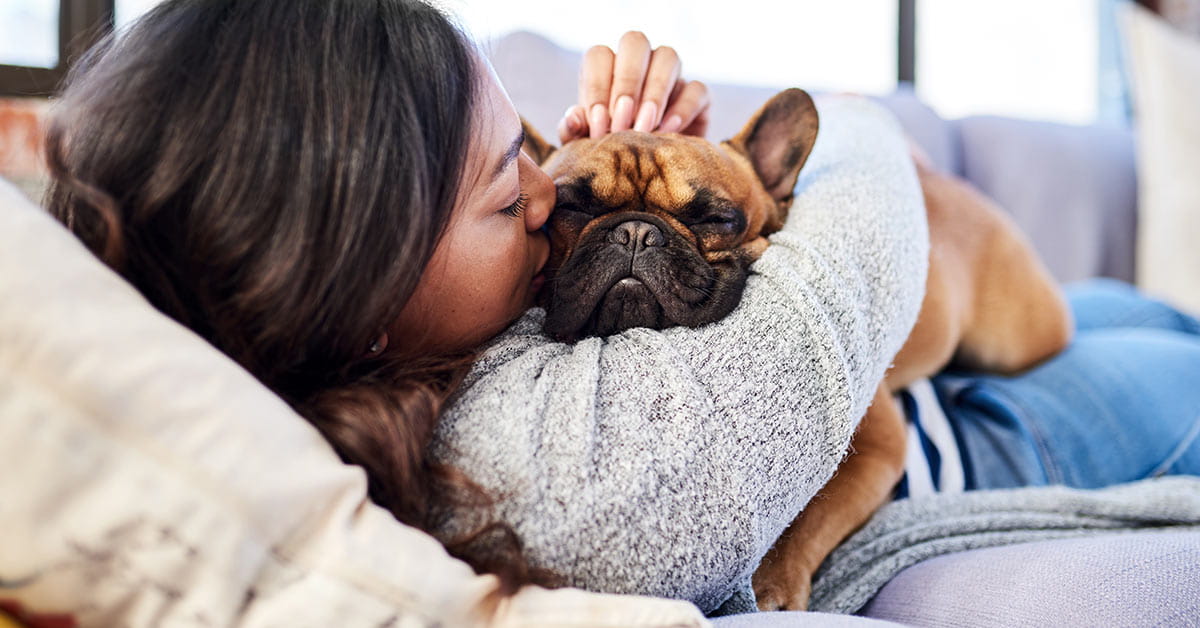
<box><xmin>45</xmin><ymin>0</ymin><xmax>552</xmax><ymax>594</ymax></box>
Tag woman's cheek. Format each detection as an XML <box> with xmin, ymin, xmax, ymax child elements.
<box><xmin>473</xmin><ymin>221</ymin><xmax>525</xmax><ymax>310</ymax></box>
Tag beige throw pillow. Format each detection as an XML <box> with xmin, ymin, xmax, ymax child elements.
<box><xmin>1121</xmin><ymin>3</ymin><xmax>1200</xmax><ymax>315</ymax></box>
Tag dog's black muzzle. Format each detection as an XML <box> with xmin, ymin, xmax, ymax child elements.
<box><xmin>542</xmin><ymin>212</ymin><xmax>751</xmax><ymax>342</ymax></box>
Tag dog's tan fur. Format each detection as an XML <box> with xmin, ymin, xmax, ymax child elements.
<box><xmin>530</xmin><ymin>128</ymin><xmax>783</xmax><ymax>279</ymax></box>
<box><xmin>523</xmin><ymin>90</ymin><xmax>1073</xmax><ymax>612</ymax></box>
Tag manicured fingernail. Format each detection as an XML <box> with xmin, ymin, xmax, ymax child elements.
<box><xmin>660</xmin><ymin>114</ymin><xmax>683</xmax><ymax>133</ymax></box>
<box><xmin>589</xmin><ymin>103</ymin><xmax>609</xmax><ymax>138</ymax></box>
<box><xmin>634</xmin><ymin>101</ymin><xmax>658</xmax><ymax>132</ymax></box>
<box><xmin>560</xmin><ymin>106</ymin><xmax>577</xmax><ymax>132</ymax></box>
<box><xmin>612</xmin><ymin>95</ymin><xmax>635</xmax><ymax>132</ymax></box>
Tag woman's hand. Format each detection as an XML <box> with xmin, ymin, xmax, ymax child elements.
<box><xmin>557</xmin><ymin>31</ymin><xmax>710</xmax><ymax>144</ymax></box>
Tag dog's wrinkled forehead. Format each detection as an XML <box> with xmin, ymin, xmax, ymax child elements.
<box><xmin>543</xmin><ymin>131</ymin><xmax>757</xmax><ymax>213</ymax></box>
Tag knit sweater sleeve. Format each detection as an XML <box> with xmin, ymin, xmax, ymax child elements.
<box><xmin>431</xmin><ymin>96</ymin><xmax>929</xmax><ymax>613</ymax></box>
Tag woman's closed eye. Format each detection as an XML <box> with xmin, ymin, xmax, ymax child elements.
<box><xmin>501</xmin><ymin>192</ymin><xmax>529</xmax><ymax>219</ymax></box>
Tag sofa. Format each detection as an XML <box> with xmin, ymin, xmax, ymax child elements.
<box><xmin>2</xmin><ymin>24</ymin><xmax>1198</xmax><ymax>628</ymax></box>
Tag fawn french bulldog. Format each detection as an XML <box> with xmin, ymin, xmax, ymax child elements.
<box><xmin>521</xmin><ymin>89</ymin><xmax>1072</xmax><ymax>610</ymax></box>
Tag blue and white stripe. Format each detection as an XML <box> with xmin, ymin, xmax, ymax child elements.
<box><xmin>894</xmin><ymin>378</ymin><xmax>965</xmax><ymax>499</ymax></box>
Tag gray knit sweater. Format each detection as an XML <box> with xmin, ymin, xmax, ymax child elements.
<box><xmin>431</xmin><ymin>97</ymin><xmax>929</xmax><ymax>613</ymax></box>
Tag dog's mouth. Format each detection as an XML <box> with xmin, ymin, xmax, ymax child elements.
<box><xmin>588</xmin><ymin>277</ymin><xmax>665</xmax><ymax>337</ymax></box>
<box><xmin>541</xmin><ymin>214</ymin><xmax>752</xmax><ymax>342</ymax></box>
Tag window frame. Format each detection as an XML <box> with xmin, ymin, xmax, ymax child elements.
<box><xmin>0</xmin><ymin>0</ymin><xmax>113</xmax><ymax>97</ymax></box>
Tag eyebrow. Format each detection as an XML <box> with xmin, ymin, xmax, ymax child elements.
<box><xmin>490</xmin><ymin>130</ymin><xmax>525</xmax><ymax>185</ymax></box>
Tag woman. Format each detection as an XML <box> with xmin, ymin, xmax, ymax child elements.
<box><xmin>44</xmin><ymin>0</ymin><xmax>1200</xmax><ymax>617</ymax></box>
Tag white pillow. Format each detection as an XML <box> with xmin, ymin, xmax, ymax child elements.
<box><xmin>0</xmin><ymin>177</ymin><xmax>706</xmax><ymax>627</ymax></box>
<box><xmin>1121</xmin><ymin>3</ymin><xmax>1200</xmax><ymax>315</ymax></box>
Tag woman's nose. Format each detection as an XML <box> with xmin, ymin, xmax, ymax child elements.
<box><xmin>521</xmin><ymin>153</ymin><xmax>554</xmax><ymax>233</ymax></box>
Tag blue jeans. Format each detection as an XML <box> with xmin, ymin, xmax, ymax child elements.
<box><xmin>933</xmin><ymin>278</ymin><xmax>1200</xmax><ymax>490</ymax></box>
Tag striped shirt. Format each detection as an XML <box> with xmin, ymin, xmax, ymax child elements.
<box><xmin>894</xmin><ymin>378</ymin><xmax>967</xmax><ymax>499</ymax></box>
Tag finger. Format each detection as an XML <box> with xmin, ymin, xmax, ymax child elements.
<box><xmin>609</xmin><ymin>31</ymin><xmax>652</xmax><ymax>132</ymax></box>
<box><xmin>578</xmin><ymin>45</ymin><xmax>615</xmax><ymax>139</ymax></box>
<box><xmin>634</xmin><ymin>46</ymin><xmax>681</xmax><ymax>132</ymax></box>
<box><xmin>557</xmin><ymin>104</ymin><xmax>588</xmax><ymax>145</ymax></box>
<box><xmin>658</xmin><ymin>79</ymin><xmax>686</xmax><ymax>131</ymax></box>
<box><xmin>578</xmin><ymin>45</ymin><xmax>615</xmax><ymax>108</ymax></box>
<box><xmin>682</xmin><ymin>101</ymin><xmax>710</xmax><ymax>137</ymax></box>
<box><xmin>659</xmin><ymin>80</ymin><xmax>710</xmax><ymax>137</ymax></box>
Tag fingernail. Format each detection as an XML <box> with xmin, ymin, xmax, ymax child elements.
<box><xmin>660</xmin><ymin>114</ymin><xmax>683</xmax><ymax>133</ymax></box>
<box><xmin>634</xmin><ymin>101</ymin><xmax>658</xmax><ymax>132</ymax></box>
<box><xmin>612</xmin><ymin>95</ymin><xmax>635</xmax><ymax>132</ymax></box>
<box><xmin>589</xmin><ymin>103</ymin><xmax>609</xmax><ymax>139</ymax></box>
<box><xmin>561</xmin><ymin>106</ymin><xmax>578</xmax><ymax>132</ymax></box>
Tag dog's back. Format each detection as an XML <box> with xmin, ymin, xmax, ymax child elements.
<box><xmin>889</xmin><ymin>163</ymin><xmax>1074</xmax><ymax>388</ymax></box>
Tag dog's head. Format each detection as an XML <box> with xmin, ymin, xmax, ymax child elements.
<box><xmin>527</xmin><ymin>88</ymin><xmax>819</xmax><ymax>342</ymax></box>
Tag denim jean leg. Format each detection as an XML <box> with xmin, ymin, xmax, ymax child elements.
<box><xmin>934</xmin><ymin>377</ymin><xmax>1052</xmax><ymax>490</ymax></box>
<box><xmin>941</xmin><ymin>327</ymin><xmax>1200</xmax><ymax>490</ymax></box>
<box><xmin>1065</xmin><ymin>278</ymin><xmax>1200</xmax><ymax>335</ymax></box>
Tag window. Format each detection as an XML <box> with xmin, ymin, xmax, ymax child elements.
<box><xmin>0</xmin><ymin>2</ymin><xmax>60</xmax><ymax>69</ymax></box>
<box><xmin>450</xmin><ymin>0</ymin><xmax>1115</xmax><ymax>125</ymax></box>
<box><xmin>448</xmin><ymin>0</ymin><xmax>899</xmax><ymax>95</ymax></box>
<box><xmin>915</xmin><ymin>0</ymin><xmax>1100</xmax><ymax>124</ymax></box>
<box><xmin>116</xmin><ymin>0</ymin><xmax>164</xmax><ymax>30</ymax></box>
<box><xmin>1</xmin><ymin>1</ymin><xmax>1127</xmax><ymax>125</ymax></box>
<box><xmin>0</xmin><ymin>0</ymin><xmax>114</xmax><ymax>97</ymax></box>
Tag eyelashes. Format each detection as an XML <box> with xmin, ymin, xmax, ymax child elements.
<box><xmin>501</xmin><ymin>192</ymin><xmax>529</xmax><ymax>219</ymax></box>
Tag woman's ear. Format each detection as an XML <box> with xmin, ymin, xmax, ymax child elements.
<box><xmin>724</xmin><ymin>88</ymin><xmax>819</xmax><ymax>206</ymax></box>
<box><xmin>521</xmin><ymin>118</ymin><xmax>558</xmax><ymax>166</ymax></box>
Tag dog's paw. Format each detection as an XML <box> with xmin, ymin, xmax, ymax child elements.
<box><xmin>752</xmin><ymin>569</ymin><xmax>813</xmax><ymax>612</ymax></box>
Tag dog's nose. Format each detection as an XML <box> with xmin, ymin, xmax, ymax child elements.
<box><xmin>608</xmin><ymin>219</ymin><xmax>665</xmax><ymax>252</ymax></box>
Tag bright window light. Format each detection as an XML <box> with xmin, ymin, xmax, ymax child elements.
<box><xmin>116</xmin><ymin>0</ymin><xmax>167</xmax><ymax>30</ymax></box>
<box><xmin>443</xmin><ymin>0</ymin><xmax>899</xmax><ymax>95</ymax></box>
<box><xmin>916</xmin><ymin>0</ymin><xmax>1099</xmax><ymax>124</ymax></box>
<box><xmin>0</xmin><ymin>1</ymin><xmax>59</xmax><ymax>69</ymax></box>
<box><xmin>109</xmin><ymin>0</ymin><xmax>1106</xmax><ymax>125</ymax></box>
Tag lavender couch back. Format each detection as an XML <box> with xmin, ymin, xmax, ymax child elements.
<box><xmin>488</xmin><ymin>31</ymin><xmax>1137</xmax><ymax>283</ymax></box>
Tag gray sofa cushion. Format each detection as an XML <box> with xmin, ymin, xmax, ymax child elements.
<box><xmin>861</xmin><ymin>530</ymin><xmax>1200</xmax><ymax>626</ymax></box>
<box><xmin>706</xmin><ymin>531</ymin><xmax>1200</xmax><ymax>627</ymax></box>
<box><xmin>956</xmin><ymin>116</ymin><xmax>1138</xmax><ymax>283</ymax></box>
<box><xmin>712</xmin><ymin>612</ymin><xmax>903</xmax><ymax>627</ymax></box>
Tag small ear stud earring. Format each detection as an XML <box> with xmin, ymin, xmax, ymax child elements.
<box><xmin>366</xmin><ymin>333</ymin><xmax>388</xmax><ymax>356</ymax></box>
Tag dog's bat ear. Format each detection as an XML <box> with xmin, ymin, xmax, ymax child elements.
<box><xmin>725</xmin><ymin>88</ymin><xmax>819</xmax><ymax>207</ymax></box>
<box><xmin>520</xmin><ymin>117</ymin><xmax>558</xmax><ymax>166</ymax></box>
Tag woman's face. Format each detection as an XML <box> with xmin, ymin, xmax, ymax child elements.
<box><xmin>389</xmin><ymin>58</ymin><xmax>554</xmax><ymax>356</ymax></box>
